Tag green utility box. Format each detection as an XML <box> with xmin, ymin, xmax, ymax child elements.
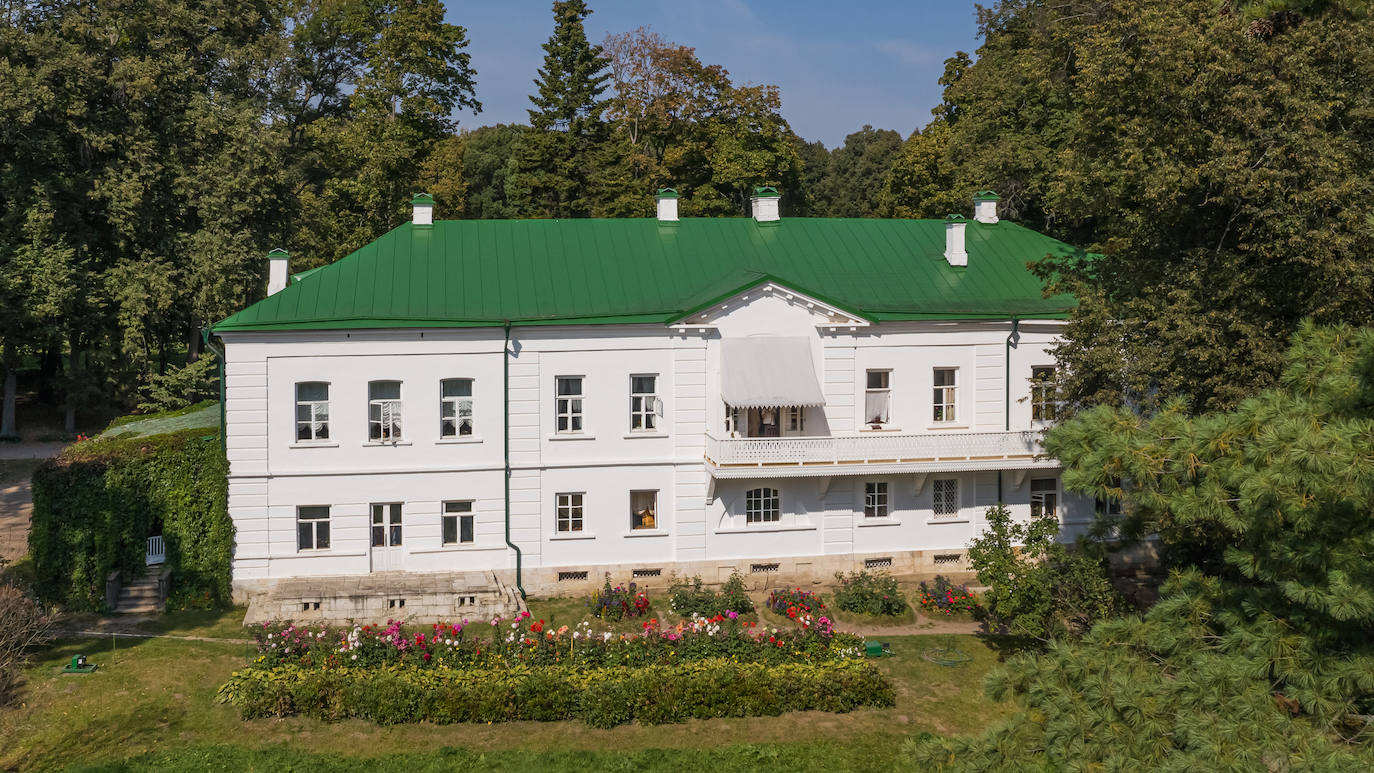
<box><xmin>62</xmin><ymin>655</ymin><xmax>98</xmax><ymax>674</ymax></box>
<box><xmin>864</xmin><ymin>641</ymin><xmax>892</xmax><ymax>658</ymax></box>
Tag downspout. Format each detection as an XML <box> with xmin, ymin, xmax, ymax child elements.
<box><xmin>999</xmin><ymin>317</ymin><xmax>1020</xmax><ymax>503</ymax></box>
<box><xmin>201</xmin><ymin>328</ymin><xmax>226</xmax><ymax>454</ymax></box>
<box><xmin>503</xmin><ymin>322</ymin><xmax>526</xmax><ymax>600</ymax></box>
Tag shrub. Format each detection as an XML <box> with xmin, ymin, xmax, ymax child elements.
<box><xmin>765</xmin><ymin>587</ymin><xmax>824</xmax><ymax>619</ymax></box>
<box><xmin>917</xmin><ymin>576</ymin><xmax>980</xmax><ymax>616</ymax></box>
<box><xmin>218</xmin><ymin>659</ymin><xmax>895</xmax><ymax>726</ymax></box>
<box><xmin>587</xmin><ymin>577</ymin><xmax>650</xmax><ymax>621</ymax></box>
<box><xmin>29</xmin><ymin>428</ymin><xmax>231</xmax><ymax>609</ymax></box>
<box><xmin>667</xmin><ymin>571</ymin><xmax>755</xmax><ymax>617</ymax></box>
<box><xmin>0</xmin><ymin>585</ymin><xmax>56</xmax><ymax>707</ymax></box>
<box><xmin>832</xmin><ymin>571</ymin><xmax>907</xmax><ymax>616</ymax></box>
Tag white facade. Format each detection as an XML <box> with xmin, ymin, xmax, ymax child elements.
<box><xmin>222</xmin><ymin>281</ymin><xmax>1091</xmax><ymax>599</ymax></box>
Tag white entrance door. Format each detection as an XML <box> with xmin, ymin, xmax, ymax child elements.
<box><xmin>370</xmin><ymin>503</ymin><xmax>403</xmax><ymax>572</ymax></box>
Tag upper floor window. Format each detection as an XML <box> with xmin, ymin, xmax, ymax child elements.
<box><xmin>556</xmin><ymin>377</ymin><xmax>583</xmax><ymax>433</ymax></box>
<box><xmin>440</xmin><ymin>379</ymin><xmax>474</xmax><ymax>437</ymax></box>
<box><xmin>864</xmin><ymin>482</ymin><xmax>889</xmax><ymax>518</ymax></box>
<box><xmin>368</xmin><ymin>381</ymin><xmax>403</xmax><ymax>440</ymax></box>
<box><xmin>443</xmin><ymin>501</ymin><xmax>474</xmax><ymax>545</ymax></box>
<box><xmin>295</xmin><ymin>382</ymin><xmax>330</xmax><ymax>441</ymax></box>
<box><xmin>865</xmin><ymin>370</ymin><xmax>890</xmax><ymax>425</ymax></box>
<box><xmin>745</xmin><ymin>487</ymin><xmax>780</xmax><ymax>524</ymax></box>
<box><xmin>556</xmin><ymin>492</ymin><xmax>584</xmax><ymax>532</ymax></box>
<box><xmin>932</xmin><ymin>478</ymin><xmax>959</xmax><ymax>518</ymax></box>
<box><xmin>630</xmin><ymin>375</ymin><xmax>659</xmax><ymax>432</ymax></box>
<box><xmin>786</xmin><ymin>406</ymin><xmax>805</xmax><ymax>433</ymax></box>
<box><xmin>933</xmin><ymin>368</ymin><xmax>958</xmax><ymax>423</ymax></box>
<box><xmin>1031</xmin><ymin>366</ymin><xmax>1057</xmax><ymax>422</ymax></box>
<box><xmin>1031</xmin><ymin>478</ymin><xmax>1058</xmax><ymax>519</ymax></box>
<box><xmin>724</xmin><ymin>403</ymin><xmax>743</xmax><ymax>435</ymax></box>
<box><xmin>297</xmin><ymin>506</ymin><xmax>331</xmax><ymax>551</ymax></box>
<box><xmin>631</xmin><ymin>490</ymin><xmax>658</xmax><ymax>530</ymax></box>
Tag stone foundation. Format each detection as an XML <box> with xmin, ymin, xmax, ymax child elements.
<box><xmin>239</xmin><ymin>569</ymin><xmax>524</xmax><ymax>626</ymax></box>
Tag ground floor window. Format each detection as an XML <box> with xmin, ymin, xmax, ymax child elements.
<box><xmin>443</xmin><ymin>501</ymin><xmax>474</xmax><ymax>544</ymax></box>
<box><xmin>557</xmin><ymin>493</ymin><xmax>584</xmax><ymax>532</ymax></box>
<box><xmin>745</xmin><ymin>487</ymin><xmax>780</xmax><ymax>524</ymax></box>
<box><xmin>1031</xmin><ymin>478</ymin><xmax>1058</xmax><ymax>519</ymax></box>
<box><xmin>864</xmin><ymin>481</ymin><xmax>889</xmax><ymax>518</ymax></box>
<box><xmin>297</xmin><ymin>506</ymin><xmax>331</xmax><ymax>551</ymax></box>
<box><xmin>631</xmin><ymin>490</ymin><xmax>658</xmax><ymax>530</ymax></box>
<box><xmin>932</xmin><ymin>478</ymin><xmax>959</xmax><ymax>518</ymax></box>
<box><xmin>371</xmin><ymin>503</ymin><xmax>402</xmax><ymax>547</ymax></box>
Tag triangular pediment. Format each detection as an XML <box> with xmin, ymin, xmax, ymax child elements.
<box><xmin>668</xmin><ymin>278</ymin><xmax>870</xmax><ymax>333</ymax></box>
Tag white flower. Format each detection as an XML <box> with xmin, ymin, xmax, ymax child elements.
<box><xmin>351</xmin><ymin>654</ymin><xmax>357</xmax><ymax>660</ymax></box>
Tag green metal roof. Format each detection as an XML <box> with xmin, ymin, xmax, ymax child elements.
<box><xmin>213</xmin><ymin>217</ymin><xmax>1082</xmax><ymax>332</ymax></box>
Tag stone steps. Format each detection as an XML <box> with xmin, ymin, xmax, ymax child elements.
<box><xmin>115</xmin><ymin>575</ymin><xmax>164</xmax><ymax>615</ymax></box>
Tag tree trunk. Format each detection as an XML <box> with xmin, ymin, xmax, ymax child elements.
<box><xmin>0</xmin><ymin>346</ymin><xmax>17</xmax><ymax>439</ymax></box>
<box><xmin>64</xmin><ymin>342</ymin><xmax>78</xmax><ymax>436</ymax></box>
<box><xmin>38</xmin><ymin>342</ymin><xmax>59</xmax><ymax>403</ymax></box>
<box><xmin>187</xmin><ymin>324</ymin><xmax>202</xmax><ymax>362</ymax></box>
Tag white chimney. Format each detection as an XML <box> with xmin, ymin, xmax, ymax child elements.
<box><xmin>411</xmin><ymin>193</ymin><xmax>435</xmax><ymax>226</ymax></box>
<box><xmin>944</xmin><ymin>215</ymin><xmax>968</xmax><ymax>267</ymax></box>
<box><xmin>750</xmin><ymin>186</ymin><xmax>781</xmax><ymax>222</ymax></box>
<box><xmin>656</xmin><ymin>188</ymin><xmax>679</xmax><ymax>221</ymax></box>
<box><xmin>267</xmin><ymin>248</ymin><xmax>289</xmax><ymax>296</ymax></box>
<box><xmin>973</xmin><ymin>190</ymin><xmax>1000</xmax><ymax>224</ymax></box>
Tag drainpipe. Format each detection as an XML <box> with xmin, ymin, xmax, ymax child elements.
<box><xmin>201</xmin><ymin>328</ymin><xmax>226</xmax><ymax>453</ymax></box>
<box><xmin>503</xmin><ymin>322</ymin><xmax>526</xmax><ymax>600</ymax></box>
<box><xmin>999</xmin><ymin>317</ymin><xmax>1020</xmax><ymax>503</ymax></box>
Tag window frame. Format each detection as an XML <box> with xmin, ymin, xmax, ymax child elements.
<box><xmin>556</xmin><ymin>492</ymin><xmax>584</xmax><ymax>533</ymax></box>
<box><xmin>555</xmin><ymin>376</ymin><xmax>584</xmax><ymax>434</ymax></box>
<box><xmin>931</xmin><ymin>478</ymin><xmax>959</xmax><ymax>518</ymax></box>
<box><xmin>864</xmin><ymin>481</ymin><xmax>889</xmax><ymax>518</ymax></box>
<box><xmin>368</xmin><ymin>380</ymin><xmax>404</xmax><ymax>441</ymax></box>
<box><xmin>629</xmin><ymin>374</ymin><xmax>659</xmax><ymax>432</ymax></box>
<box><xmin>442</xmin><ymin>500</ymin><xmax>475</xmax><ymax>545</ymax></box>
<box><xmin>440</xmin><ymin>378</ymin><xmax>475</xmax><ymax>438</ymax></box>
<box><xmin>745</xmin><ymin>487</ymin><xmax>781</xmax><ymax>524</ymax></box>
<box><xmin>1030</xmin><ymin>366</ymin><xmax>1057</xmax><ymax>422</ymax></box>
<box><xmin>785</xmin><ymin>406</ymin><xmax>805</xmax><ymax>433</ymax></box>
<box><xmin>932</xmin><ymin>368</ymin><xmax>958</xmax><ymax>423</ymax></box>
<box><xmin>295</xmin><ymin>382</ymin><xmax>331</xmax><ymax>442</ymax></box>
<box><xmin>370</xmin><ymin>502</ymin><xmax>403</xmax><ymax>548</ymax></box>
<box><xmin>864</xmin><ymin>369</ymin><xmax>891</xmax><ymax>426</ymax></box>
<box><xmin>296</xmin><ymin>505</ymin><xmax>331</xmax><ymax>551</ymax></box>
<box><xmin>630</xmin><ymin>489</ymin><xmax>658</xmax><ymax>531</ymax></box>
<box><xmin>1031</xmin><ymin>478</ymin><xmax>1059</xmax><ymax>520</ymax></box>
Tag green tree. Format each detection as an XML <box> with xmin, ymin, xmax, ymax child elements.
<box><xmin>821</xmin><ymin>126</ymin><xmax>902</xmax><ymax>218</ymax></box>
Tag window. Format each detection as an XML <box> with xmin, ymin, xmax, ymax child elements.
<box><xmin>297</xmin><ymin>506</ymin><xmax>331</xmax><ymax>551</ymax></box>
<box><xmin>786</xmin><ymin>406</ymin><xmax>805</xmax><ymax>433</ymax></box>
<box><xmin>745</xmin><ymin>487</ymin><xmax>780</xmax><ymax>524</ymax></box>
<box><xmin>630</xmin><ymin>375</ymin><xmax>659</xmax><ymax>432</ymax></box>
<box><xmin>724</xmin><ymin>403</ymin><xmax>743</xmax><ymax>435</ymax></box>
<box><xmin>371</xmin><ymin>503</ymin><xmax>402</xmax><ymax>547</ymax></box>
<box><xmin>864</xmin><ymin>482</ymin><xmax>889</xmax><ymax>518</ymax></box>
<box><xmin>556</xmin><ymin>492</ymin><xmax>584</xmax><ymax>532</ymax></box>
<box><xmin>368</xmin><ymin>381</ymin><xmax>403</xmax><ymax>440</ymax></box>
<box><xmin>865</xmin><ymin>370</ymin><xmax>890</xmax><ymax>425</ymax></box>
<box><xmin>440</xmin><ymin>379</ymin><xmax>474</xmax><ymax>437</ymax></box>
<box><xmin>556</xmin><ymin>377</ymin><xmax>583</xmax><ymax>433</ymax></box>
<box><xmin>933</xmin><ymin>368</ymin><xmax>958</xmax><ymax>422</ymax></box>
<box><xmin>1031</xmin><ymin>366</ymin><xmax>1057</xmax><ymax>422</ymax></box>
<box><xmin>631</xmin><ymin>490</ymin><xmax>658</xmax><ymax>530</ymax></box>
<box><xmin>443</xmin><ymin>501</ymin><xmax>474</xmax><ymax>545</ymax></box>
<box><xmin>1031</xmin><ymin>478</ymin><xmax>1058</xmax><ymax>519</ymax></box>
<box><xmin>932</xmin><ymin>478</ymin><xmax>959</xmax><ymax>518</ymax></box>
<box><xmin>295</xmin><ymin>382</ymin><xmax>330</xmax><ymax>441</ymax></box>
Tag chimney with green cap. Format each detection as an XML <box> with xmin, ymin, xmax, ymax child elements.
<box><xmin>944</xmin><ymin>215</ymin><xmax>968</xmax><ymax>267</ymax></box>
<box><xmin>411</xmin><ymin>193</ymin><xmax>435</xmax><ymax>226</ymax></box>
<box><xmin>973</xmin><ymin>190</ymin><xmax>1000</xmax><ymax>224</ymax></box>
<box><xmin>750</xmin><ymin>186</ymin><xmax>781</xmax><ymax>223</ymax></box>
<box><xmin>656</xmin><ymin>188</ymin><xmax>679</xmax><ymax>222</ymax></box>
<box><xmin>267</xmin><ymin>248</ymin><xmax>289</xmax><ymax>296</ymax></box>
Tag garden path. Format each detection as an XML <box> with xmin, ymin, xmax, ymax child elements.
<box><xmin>834</xmin><ymin>616</ymin><xmax>982</xmax><ymax>637</ymax></box>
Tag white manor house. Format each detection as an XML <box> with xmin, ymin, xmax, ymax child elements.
<box><xmin>212</xmin><ymin>188</ymin><xmax>1093</xmax><ymax>620</ymax></box>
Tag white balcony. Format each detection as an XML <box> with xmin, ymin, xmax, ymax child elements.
<box><xmin>704</xmin><ymin>430</ymin><xmax>1056</xmax><ymax>478</ymax></box>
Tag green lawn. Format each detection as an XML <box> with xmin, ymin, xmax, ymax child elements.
<box><xmin>1</xmin><ymin>608</ymin><xmax>1016</xmax><ymax>772</ymax></box>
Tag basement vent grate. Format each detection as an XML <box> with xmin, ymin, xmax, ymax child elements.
<box><xmin>933</xmin><ymin>553</ymin><xmax>963</xmax><ymax>566</ymax></box>
<box><xmin>301</xmin><ymin>601</ymin><xmax>321</xmax><ymax>612</ymax></box>
<box><xmin>456</xmin><ymin>595</ymin><xmax>477</xmax><ymax>607</ymax></box>
<box><xmin>864</xmin><ymin>557</ymin><xmax>893</xmax><ymax>570</ymax></box>
<box><xmin>388</xmin><ymin>598</ymin><xmax>406</xmax><ymax>609</ymax></box>
<box><xmin>632</xmin><ymin>568</ymin><xmax>662</xmax><ymax>578</ymax></box>
<box><xmin>558</xmin><ymin>571</ymin><xmax>589</xmax><ymax>582</ymax></box>
<box><xmin>750</xmin><ymin>562</ymin><xmax>781</xmax><ymax>574</ymax></box>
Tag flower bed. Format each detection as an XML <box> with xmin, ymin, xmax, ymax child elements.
<box><xmin>917</xmin><ymin>575</ymin><xmax>981</xmax><ymax>617</ymax></box>
<box><xmin>217</xmin><ymin>658</ymin><xmax>894</xmax><ymax>727</ymax></box>
<box><xmin>667</xmin><ymin>571</ymin><xmax>755</xmax><ymax>617</ymax></box>
<box><xmin>587</xmin><ymin>578</ymin><xmax>651</xmax><ymax>621</ymax></box>
<box><xmin>832</xmin><ymin>571</ymin><xmax>907</xmax><ymax>616</ymax></box>
<box><xmin>764</xmin><ymin>587</ymin><xmax>825</xmax><ymax>619</ymax></box>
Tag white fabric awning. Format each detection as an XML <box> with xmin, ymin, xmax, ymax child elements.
<box><xmin>720</xmin><ymin>337</ymin><xmax>826</xmax><ymax>408</ymax></box>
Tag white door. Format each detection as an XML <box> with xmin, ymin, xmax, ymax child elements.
<box><xmin>370</xmin><ymin>503</ymin><xmax>403</xmax><ymax>572</ymax></box>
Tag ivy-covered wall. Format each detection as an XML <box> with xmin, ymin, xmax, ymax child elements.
<box><xmin>29</xmin><ymin>429</ymin><xmax>231</xmax><ymax>610</ymax></box>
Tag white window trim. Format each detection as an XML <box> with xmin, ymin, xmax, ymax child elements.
<box><xmin>442</xmin><ymin>500</ymin><xmax>475</xmax><ymax>546</ymax></box>
<box><xmin>863</xmin><ymin>480</ymin><xmax>890</xmax><ymax>519</ymax></box>
<box><xmin>931</xmin><ymin>477</ymin><xmax>960</xmax><ymax>519</ymax></box>
<box><xmin>295</xmin><ymin>381</ymin><xmax>331</xmax><ymax>442</ymax></box>
<box><xmin>440</xmin><ymin>378</ymin><xmax>475</xmax><ymax>439</ymax></box>
<box><xmin>864</xmin><ymin>369</ymin><xmax>891</xmax><ymax>426</ymax></box>
<box><xmin>296</xmin><ymin>506</ymin><xmax>331</xmax><ymax>552</ymax></box>
<box><xmin>1031</xmin><ymin>477</ymin><xmax>1060</xmax><ymax>520</ymax></box>
<box><xmin>555</xmin><ymin>491</ymin><xmax>585</xmax><ymax>533</ymax></box>
<box><xmin>745</xmin><ymin>487</ymin><xmax>781</xmax><ymax>525</ymax></box>
<box><xmin>630</xmin><ymin>489</ymin><xmax>659</xmax><ymax>531</ymax></box>
<box><xmin>370</xmin><ymin>502</ymin><xmax>403</xmax><ymax>548</ymax></box>
<box><xmin>629</xmin><ymin>374</ymin><xmax>661</xmax><ymax>433</ymax></box>
<box><xmin>368</xmin><ymin>381</ymin><xmax>404</xmax><ymax>441</ymax></box>
<box><xmin>555</xmin><ymin>376</ymin><xmax>585</xmax><ymax>435</ymax></box>
<box><xmin>932</xmin><ymin>367</ymin><xmax>958</xmax><ymax>424</ymax></box>
<box><xmin>1031</xmin><ymin>366</ymin><xmax>1057</xmax><ymax>423</ymax></box>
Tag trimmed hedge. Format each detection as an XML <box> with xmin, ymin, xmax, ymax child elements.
<box><xmin>218</xmin><ymin>659</ymin><xmax>894</xmax><ymax>727</ymax></box>
<box><xmin>29</xmin><ymin>428</ymin><xmax>230</xmax><ymax>609</ymax></box>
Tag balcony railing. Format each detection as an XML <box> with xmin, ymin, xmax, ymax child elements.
<box><xmin>704</xmin><ymin>430</ymin><xmax>1050</xmax><ymax>477</ymax></box>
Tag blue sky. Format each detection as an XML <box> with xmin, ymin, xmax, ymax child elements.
<box><xmin>446</xmin><ymin>1</ymin><xmax>983</xmax><ymax>148</ymax></box>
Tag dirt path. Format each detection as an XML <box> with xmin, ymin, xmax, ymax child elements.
<box><xmin>833</xmin><ymin>616</ymin><xmax>983</xmax><ymax>637</ymax></box>
<box><xmin>0</xmin><ymin>463</ymin><xmax>38</xmax><ymax>564</ymax></box>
